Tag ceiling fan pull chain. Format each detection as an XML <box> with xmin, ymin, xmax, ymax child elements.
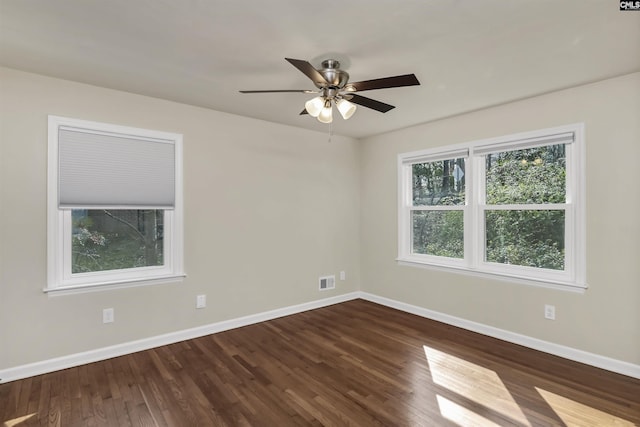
<box><xmin>328</xmin><ymin>121</ymin><xmax>333</xmax><ymax>143</ymax></box>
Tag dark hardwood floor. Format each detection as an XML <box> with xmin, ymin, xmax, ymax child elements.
<box><xmin>1</xmin><ymin>299</ymin><xmax>639</xmax><ymax>426</ymax></box>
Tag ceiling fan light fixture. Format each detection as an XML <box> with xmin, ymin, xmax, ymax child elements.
<box><xmin>305</xmin><ymin>96</ymin><xmax>324</xmax><ymax>117</ymax></box>
<box><xmin>317</xmin><ymin>103</ymin><xmax>333</xmax><ymax>123</ymax></box>
<box><xmin>240</xmin><ymin>58</ymin><xmax>421</xmax><ymax>124</ymax></box>
<box><xmin>336</xmin><ymin>98</ymin><xmax>357</xmax><ymax>120</ymax></box>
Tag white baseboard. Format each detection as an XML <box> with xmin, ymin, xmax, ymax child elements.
<box><xmin>359</xmin><ymin>292</ymin><xmax>640</xmax><ymax>379</ymax></box>
<box><xmin>0</xmin><ymin>292</ymin><xmax>360</xmax><ymax>384</ymax></box>
<box><xmin>2</xmin><ymin>291</ymin><xmax>638</xmax><ymax>383</ymax></box>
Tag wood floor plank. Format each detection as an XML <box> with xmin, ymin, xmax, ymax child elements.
<box><xmin>2</xmin><ymin>300</ymin><xmax>639</xmax><ymax>426</ymax></box>
<box><xmin>1</xmin><ymin>379</ymin><xmax>20</xmax><ymax>421</ymax></box>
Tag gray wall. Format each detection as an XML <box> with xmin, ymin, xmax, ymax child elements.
<box><xmin>359</xmin><ymin>72</ymin><xmax>640</xmax><ymax>365</ymax></box>
<box><xmin>1</xmin><ymin>67</ymin><xmax>638</xmax><ymax>372</ymax></box>
<box><xmin>0</xmin><ymin>67</ymin><xmax>361</xmax><ymax>370</ymax></box>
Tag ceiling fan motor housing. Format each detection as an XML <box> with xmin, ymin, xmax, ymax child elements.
<box><xmin>316</xmin><ymin>59</ymin><xmax>350</xmax><ymax>92</ymax></box>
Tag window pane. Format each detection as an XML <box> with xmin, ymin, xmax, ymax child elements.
<box><xmin>413</xmin><ymin>158</ymin><xmax>465</xmax><ymax>206</ymax></box>
<box><xmin>485</xmin><ymin>144</ymin><xmax>566</xmax><ymax>204</ymax></box>
<box><xmin>485</xmin><ymin>210</ymin><xmax>564</xmax><ymax>270</ymax></box>
<box><xmin>72</xmin><ymin>209</ymin><xmax>164</xmax><ymax>273</ymax></box>
<box><xmin>412</xmin><ymin>210</ymin><xmax>464</xmax><ymax>258</ymax></box>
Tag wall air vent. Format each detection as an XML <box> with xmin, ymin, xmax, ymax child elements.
<box><xmin>319</xmin><ymin>275</ymin><xmax>336</xmax><ymax>291</ymax></box>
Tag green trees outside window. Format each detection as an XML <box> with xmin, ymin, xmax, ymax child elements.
<box><xmin>485</xmin><ymin>144</ymin><xmax>566</xmax><ymax>270</ymax></box>
<box><xmin>412</xmin><ymin>158</ymin><xmax>465</xmax><ymax>258</ymax></box>
<box><xmin>72</xmin><ymin>209</ymin><xmax>164</xmax><ymax>273</ymax></box>
<box><xmin>410</xmin><ymin>145</ymin><xmax>566</xmax><ymax>270</ymax></box>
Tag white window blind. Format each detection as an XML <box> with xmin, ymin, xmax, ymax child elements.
<box><xmin>401</xmin><ymin>148</ymin><xmax>469</xmax><ymax>165</ymax></box>
<box><xmin>58</xmin><ymin>127</ymin><xmax>175</xmax><ymax>209</ymax></box>
<box><xmin>473</xmin><ymin>132</ymin><xmax>574</xmax><ymax>156</ymax></box>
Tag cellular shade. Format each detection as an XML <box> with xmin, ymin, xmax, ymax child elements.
<box><xmin>402</xmin><ymin>148</ymin><xmax>469</xmax><ymax>165</ymax></box>
<box><xmin>474</xmin><ymin>132</ymin><xmax>574</xmax><ymax>156</ymax></box>
<box><xmin>58</xmin><ymin>128</ymin><xmax>175</xmax><ymax>209</ymax></box>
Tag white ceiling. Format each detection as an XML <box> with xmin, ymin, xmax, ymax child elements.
<box><xmin>1</xmin><ymin>0</ymin><xmax>639</xmax><ymax>139</ymax></box>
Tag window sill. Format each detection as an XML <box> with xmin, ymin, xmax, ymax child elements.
<box><xmin>396</xmin><ymin>258</ymin><xmax>586</xmax><ymax>293</ymax></box>
<box><xmin>44</xmin><ymin>274</ymin><xmax>186</xmax><ymax>296</ymax></box>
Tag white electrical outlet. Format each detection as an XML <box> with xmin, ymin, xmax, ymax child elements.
<box><xmin>103</xmin><ymin>308</ymin><xmax>114</xmax><ymax>324</ymax></box>
<box><xmin>196</xmin><ymin>294</ymin><xmax>206</xmax><ymax>309</ymax></box>
<box><xmin>544</xmin><ymin>304</ymin><xmax>556</xmax><ymax>320</ymax></box>
<box><xmin>340</xmin><ymin>271</ymin><xmax>346</xmax><ymax>281</ymax></box>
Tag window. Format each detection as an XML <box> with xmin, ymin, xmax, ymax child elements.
<box><xmin>409</xmin><ymin>150</ymin><xmax>468</xmax><ymax>263</ymax></box>
<box><xmin>47</xmin><ymin>116</ymin><xmax>184</xmax><ymax>292</ymax></box>
<box><xmin>398</xmin><ymin>124</ymin><xmax>585</xmax><ymax>290</ymax></box>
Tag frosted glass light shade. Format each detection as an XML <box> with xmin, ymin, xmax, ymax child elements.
<box><xmin>336</xmin><ymin>99</ymin><xmax>357</xmax><ymax>120</ymax></box>
<box><xmin>318</xmin><ymin>105</ymin><xmax>333</xmax><ymax>123</ymax></box>
<box><xmin>305</xmin><ymin>97</ymin><xmax>324</xmax><ymax>117</ymax></box>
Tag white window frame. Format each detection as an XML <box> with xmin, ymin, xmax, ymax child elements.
<box><xmin>399</xmin><ymin>148</ymin><xmax>470</xmax><ymax>269</ymax></box>
<box><xmin>398</xmin><ymin>123</ymin><xmax>586</xmax><ymax>291</ymax></box>
<box><xmin>47</xmin><ymin>116</ymin><xmax>185</xmax><ymax>294</ymax></box>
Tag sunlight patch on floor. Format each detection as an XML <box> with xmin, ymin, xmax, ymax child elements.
<box><xmin>3</xmin><ymin>413</ymin><xmax>36</xmax><ymax>427</ymax></box>
<box><xmin>436</xmin><ymin>394</ymin><xmax>502</xmax><ymax>427</ymax></box>
<box><xmin>424</xmin><ymin>345</ymin><xmax>531</xmax><ymax>426</ymax></box>
<box><xmin>536</xmin><ymin>387</ymin><xmax>636</xmax><ymax>427</ymax></box>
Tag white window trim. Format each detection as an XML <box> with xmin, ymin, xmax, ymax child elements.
<box><xmin>47</xmin><ymin>116</ymin><xmax>185</xmax><ymax>294</ymax></box>
<box><xmin>397</xmin><ymin>123</ymin><xmax>586</xmax><ymax>291</ymax></box>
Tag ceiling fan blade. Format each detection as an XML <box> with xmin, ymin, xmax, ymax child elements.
<box><xmin>299</xmin><ymin>109</ymin><xmax>309</xmax><ymax>115</ymax></box>
<box><xmin>348</xmin><ymin>74</ymin><xmax>420</xmax><ymax>92</ymax></box>
<box><xmin>347</xmin><ymin>94</ymin><xmax>395</xmax><ymax>113</ymax></box>
<box><xmin>239</xmin><ymin>89</ymin><xmax>314</xmax><ymax>93</ymax></box>
<box><xmin>285</xmin><ymin>58</ymin><xmax>328</xmax><ymax>86</ymax></box>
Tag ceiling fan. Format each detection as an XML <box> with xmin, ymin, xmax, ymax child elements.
<box><xmin>239</xmin><ymin>58</ymin><xmax>420</xmax><ymax>124</ymax></box>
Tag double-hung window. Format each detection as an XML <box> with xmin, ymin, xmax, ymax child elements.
<box><xmin>401</xmin><ymin>148</ymin><xmax>469</xmax><ymax>267</ymax></box>
<box><xmin>47</xmin><ymin>116</ymin><xmax>184</xmax><ymax>293</ymax></box>
<box><xmin>398</xmin><ymin>124</ymin><xmax>585</xmax><ymax>290</ymax></box>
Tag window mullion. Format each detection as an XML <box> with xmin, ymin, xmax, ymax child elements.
<box><xmin>483</xmin><ymin>203</ymin><xmax>568</xmax><ymax>211</ymax></box>
<box><xmin>471</xmin><ymin>154</ymin><xmax>485</xmax><ymax>269</ymax></box>
<box><xmin>411</xmin><ymin>205</ymin><xmax>465</xmax><ymax>211</ymax></box>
